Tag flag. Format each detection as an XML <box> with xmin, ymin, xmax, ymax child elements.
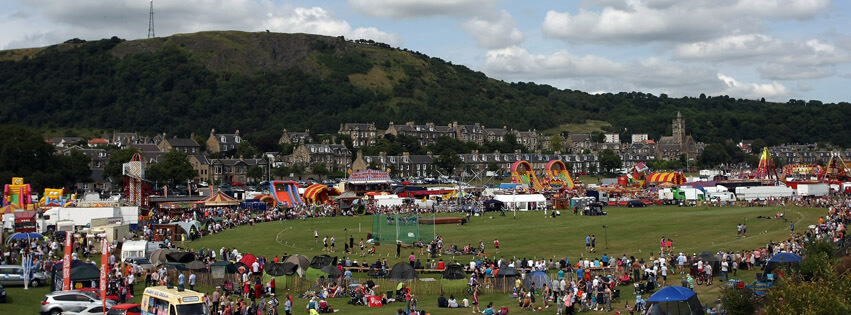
<box><xmin>100</xmin><ymin>238</ymin><xmax>109</xmax><ymax>313</ymax></box>
<box><xmin>62</xmin><ymin>232</ymin><xmax>72</xmax><ymax>291</ymax></box>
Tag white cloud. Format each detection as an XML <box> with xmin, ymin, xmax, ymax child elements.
<box><xmin>717</xmin><ymin>73</ymin><xmax>790</xmax><ymax>99</ymax></box>
<box><xmin>461</xmin><ymin>10</ymin><xmax>524</xmax><ymax>49</ymax></box>
<box><xmin>482</xmin><ymin>46</ymin><xmax>626</xmax><ymax>78</ymax></box>
<box><xmin>347</xmin><ymin>0</ymin><xmax>499</xmax><ymax>19</ymax></box>
<box><xmin>2</xmin><ymin>0</ymin><xmax>400</xmax><ymax>49</ymax></box>
<box><xmin>542</xmin><ymin>0</ymin><xmax>830</xmax><ymax>43</ymax></box>
<box><xmin>673</xmin><ymin>34</ymin><xmax>785</xmax><ymax>61</ymax></box>
<box><xmin>481</xmin><ymin>46</ymin><xmax>792</xmax><ymax>100</ymax></box>
<box><xmin>263</xmin><ymin>7</ymin><xmax>401</xmax><ymax>45</ymax></box>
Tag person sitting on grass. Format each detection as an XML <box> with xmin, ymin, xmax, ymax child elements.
<box><xmin>448</xmin><ymin>295</ymin><xmax>459</xmax><ymax>308</ymax></box>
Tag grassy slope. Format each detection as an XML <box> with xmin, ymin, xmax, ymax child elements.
<box><xmin>543</xmin><ymin>120</ymin><xmax>613</xmax><ymax>136</ymax></box>
<box><xmin>5</xmin><ymin>205</ymin><xmax>820</xmax><ymax>314</ymax></box>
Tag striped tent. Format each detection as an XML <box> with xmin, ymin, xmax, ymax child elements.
<box><xmin>646</xmin><ymin>172</ymin><xmax>687</xmax><ymax>186</ymax></box>
<box><xmin>0</xmin><ymin>204</ymin><xmax>20</xmax><ymax>215</ymax></box>
<box><xmin>194</xmin><ymin>190</ymin><xmax>239</xmax><ymax>206</ymax></box>
<box><xmin>303</xmin><ymin>184</ymin><xmax>341</xmax><ymax>204</ymax></box>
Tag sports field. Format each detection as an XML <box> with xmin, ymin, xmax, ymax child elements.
<box><xmin>3</xmin><ymin>204</ymin><xmax>823</xmax><ymax>314</ymax></box>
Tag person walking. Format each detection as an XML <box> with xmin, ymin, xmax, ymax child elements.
<box><xmin>189</xmin><ymin>271</ymin><xmax>196</xmax><ymax>291</ymax></box>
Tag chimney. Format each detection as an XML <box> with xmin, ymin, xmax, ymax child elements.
<box><xmin>235</xmin><ymin>129</ymin><xmax>240</xmax><ymax>136</ymax></box>
<box><xmin>190</xmin><ymin>132</ymin><xmax>195</xmax><ymax>139</ymax></box>
<box><xmin>402</xmin><ymin>152</ymin><xmax>410</xmax><ymax>158</ymax></box>
<box><xmin>427</xmin><ymin>151</ymin><xmax>433</xmax><ymax>158</ymax></box>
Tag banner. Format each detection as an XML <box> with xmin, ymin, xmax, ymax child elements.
<box><xmin>62</xmin><ymin>232</ymin><xmax>72</xmax><ymax>291</ymax></box>
<box><xmin>100</xmin><ymin>238</ymin><xmax>109</xmax><ymax>313</ymax></box>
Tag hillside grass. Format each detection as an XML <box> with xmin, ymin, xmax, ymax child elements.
<box><xmin>544</xmin><ymin>120</ymin><xmax>613</xmax><ymax>136</ymax></box>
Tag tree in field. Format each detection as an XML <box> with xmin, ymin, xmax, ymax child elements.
<box><xmin>599</xmin><ymin>149</ymin><xmax>621</xmax><ymax>174</ymax></box>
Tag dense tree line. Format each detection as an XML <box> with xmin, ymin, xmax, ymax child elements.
<box><xmin>1</xmin><ymin>34</ymin><xmax>849</xmax><ymax>150</ymax></box>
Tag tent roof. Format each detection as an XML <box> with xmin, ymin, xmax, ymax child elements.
<box><xmin>493</xmin><ymin>194</ymin><xmax>547</xmax><ymax>203</ymax></box>
<box><xmin>389</xmin><ymin>261</ymin><xmax>417</xmax><ymax>280</ymax></box>
<box><xmin>647</xmin><ymin>286</ymin><xmax>696</xmax><ymax>302</ymax></box>
<box><xmin>647</xmin><ymin>172</ymin><xmax>687</xmax><ymax>185</ymax></box>
<box><xmin>0</xmin><ymin>204</ymin><xmax>20</xmax><ymax>215</ymax></box>
<box><xmin>195</xmin><ymin>190</ymin><xmax>239</xmax><ymax>206</ymax></box>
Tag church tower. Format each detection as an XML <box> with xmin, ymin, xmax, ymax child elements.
<box><xmin>672</xmin><ymin>111</ymin><xmax>685</xmax><ymax>145</ymax></box>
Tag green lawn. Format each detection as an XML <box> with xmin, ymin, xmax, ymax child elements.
<box><xmin>4</xmin><ymin>204</ymin><xmax>821</xmax><ymax>314</ymax></box>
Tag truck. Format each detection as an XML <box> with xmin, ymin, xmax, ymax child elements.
<box><xmin>38</xmin><ymin>206</ymin><xmax>139</xmax><ymax>234</ymax></box>
<box><xmin>795</xmin><ymin>183</ymin><xmax>829</xmax><ymax>197</ymax></box>
<box><xmin>735</xmin><ymin>185</ymin><xmax>795</xmax><ymax>201</ymax></box>
<box><xmin>658</xmin><ymin>187</ymin><xmax>705</xmax><ymax>204</ymax></box>
<box><xmin>707</xmin><ymin>192</ymin><xmax>736</xmax><ymax>202</ymax></box>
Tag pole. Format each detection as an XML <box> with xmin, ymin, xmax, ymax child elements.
<box><xmin>23</xmin><ymin>235</ymin><xmax>30</xmax><ymax>290</ymax></box>
<box><xmin>603</xmin><ymin>226</ymin><xmax>609</xmax><ymax>249</ymax></box>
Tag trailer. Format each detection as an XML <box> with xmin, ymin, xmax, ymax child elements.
<box><xmin>735</xmin><ymin>186</ymin><xmax>795</xmax><ymax>201</ymax></box>
<box><xmin>39</xmin><ymin>206</ymin><xmax>139</xmax><ymax>233</ymax></box>
<box><xmin>794</xmin><ymin>183</ymin><xmax>829</xmax><ymax>197</ymax></box>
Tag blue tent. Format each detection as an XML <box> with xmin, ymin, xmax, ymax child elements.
<box><xmin>7</xmin><ymin>232</ymin><xmax>43</xmax><ymax>241</ymax></box>
<box><xmin>647</xmin><ymin>286</ymin><xmax>704</xmax><ymax>315</ymax></box>
<box><xmin>765</xmin><ymin>252</ymin><xmax>802</xmax><ymax>274</ymax></box>
<box><xmin>768</xmin><ymin>252</ymin><xmax>801</xmax><ymax>263</ymax></box>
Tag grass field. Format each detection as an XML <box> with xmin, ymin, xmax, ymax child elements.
<box><xmin>3</xmin><ymin>205</ymin><xmax>823</xmax><ymax>314</ymax></box>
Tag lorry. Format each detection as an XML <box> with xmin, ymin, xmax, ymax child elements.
<box><xmin>707</xmin><ymin>192</ymin><xmax>736</xmax><ymax>202</ymax></box>
<box><xmin>38</xmin><ymin>206</ymin><xmax>139</xmax><ymax>234</ymax></box>
<box><xmin>794</xmin><ymin>183</ymin><xmax>829</xmax><ymax>197</ymax></box>
<box><xmin>13</xmin><ymin>210</ymin><xmax>38</xmax><ymax>233</ymax></box>
<box><xmin>659</xmin><ymin>187</ymin><xmax>705</xmax><ymax>204</ymax></box>
<box><xmin>735</xmin><ymin>185</ymin><xmax>795</xmax><ymax>201</ymax></box>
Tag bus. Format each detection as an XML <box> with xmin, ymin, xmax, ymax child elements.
<box><xmin>141</xmin><ymin>286</ymin><xmax>210</xmax><ymax>315</ymax></box>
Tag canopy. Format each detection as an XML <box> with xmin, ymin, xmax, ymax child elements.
<box><xmin>195</xmin><ymin>190</ymin><xmax>239</xmax><ymax>206</ymax></box>
<box><xmin>647</xmin><ymin>172</ymin><xmax>687</xmax><ymax>185</ymax></box>
<box><xmin>303</xmin><ymin>184</ymin><xmax>342</xmax><ymax>204</ymax></box>
<box><xmin>497</xmin><ymin>266</ymin><xmax>520</xmax><ymax>277</ymax></box>
<box><xmin>166</xmin><ymin>252</ymin><xmax>196</xmax><ymax>263</ymax></box>
<box><xmin>483</xmin><ymin>199</ymin><xmax>504</xmax><ymax>211</ymax></box>
<box><xmin>696</xmin><ymin>251</ymin><xmax>721</xmax><ymax>273</ymax></box>
<box><xmin>765</xmin><ymin>252</ymin><xmax>802</xmax><ymax>274</ymax></box>
<box><xmin>186</xmin><ymin>261</ymin><xmax>207</xmax><ymax>271</ymax></box>
<box><xmin>265</xmin><ymin>263</ymin><xmax>292</xmax><ymax>277</ymax></box>
<box><xmin>769</xmin><ymin>252</ymin><xmax>802</xmax><ymax>263</ymax></box>
<box><xmin>210</xmin><ymin>260</ymin><xmax>237</xmax><ymax>276</ymax></box>
<box><xmin>348</xmin><ymin>169</ymin><xmax>392</xmax><ymax>185</ymax></box>
<box><xmin>388</xmin><ymin>262</ymin><xmax>417</xmax><ymax>280</ymax></box>
<box><xmin>7</xmin><ymin>232</ymin><xmax>44</xmax><ymax>242</ymax></box>
<box><xmin>320</xmin><ymin>265</ymin><xmax>343</xmax><ymax>277</ymax></box>
<box><xmin>69</xmin><ymin>264</ymin><xmax>100</xmax><ymax>281</ymax></box>
<box><xmin>240</xmin><ymin>254</ymin><xmax>258</xmax><ymax>267</ymax></box>
<box><xmin>310</xmin><ymin>255</ymin><xmax>337</xmax><ymax>269</ymax></box>
<box><xmin>285</xmin><ymin>254</ymin><xmax>310</xmax><ymax>277</ymax></box>
<box><xmin>442</xmin><ymin>264</ymin><xmax>466</xmax><ymax>280</ymax></box>
<box><xmin>150</xmin><ymin>249</ymin><xmax>178</xmax><ymax>266</ymax></box>
<box><xmin>162</xmin><ymin>262</ymin><xmax>187</xmax><ymax>271</ymax></box>
<box><xmin>647</xmin><ymin>286</ymin><xmax>704</xmax><ymax>315</ymax></box>
<box><xmin>522</xmin><ymin>271</ymin><xmax>552</xmax><ymax>290</ymax></box>
<box><xmin>166</xmin><ymin>221</ymin><xmax>202</xmax><ymax>238</ymax></box>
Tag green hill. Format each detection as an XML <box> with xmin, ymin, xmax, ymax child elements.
<box><xmin>0</xmin><ymin>31</ymin><xmax>849</xmax><ymax>148</ymax></box>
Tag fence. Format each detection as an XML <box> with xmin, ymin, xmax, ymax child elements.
<box><xmin>158</xmin><ymin>267</ymin><xmax>618</xmax><ymax>297</ymax></box>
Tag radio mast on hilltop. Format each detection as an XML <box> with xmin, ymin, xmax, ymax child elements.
<box><xmin>147</xmin><ymin>0</ymin><xmax>155</xmax><ymax>38</ymax></box>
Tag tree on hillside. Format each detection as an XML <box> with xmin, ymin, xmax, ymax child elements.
<box><xmin>104</xmin><ymin>148</ymin><xmax>140</xmax><ymax>188</ymax></box>
<box><xmin>194</xmin><ymin>134</ymin><xmax>208</xmax><ymax>153</ymax></box>
<box><xmin>549</xmin><ymin>134</ymin><xmax>564</xmax><ymax>153</ymax></box>
<box><xmin>59</xmin><ymin>150</ymin><xmax>94</xmax><ymax>186</ymax></box>
<box><xmin>311</xmin><ymin>163</ymin><xmax>329</xmax><ymax>178</ymax></box>
<box><xmin>699</xmin><ymin>143</ymin><xmax>730</xmax><ymax>167</ymax></box>
<box><xmin>146</xmin><ymin>150</ymin><xmax>196</xmax><ymax>187</ymax></box>
<box><xmin>236</xmin><ymin>141</ymin><xmax>257</xmax><ymax>158</ymax></box>
<box><xmin>271</xmin><ymin>165</ymin><xmax>291</xmax><ymax>179</ymax></box>
<box><xmin>599</xmin><ymin>149</ymin><xmax>621</xmax><ymax>174</ymax></box>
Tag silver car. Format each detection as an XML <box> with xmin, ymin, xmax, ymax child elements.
<box><xmin>0</xmin><ymin>265</ymin><xmax>47</xmax><ymax>287</ymax></box>
<box><xmin>40</xmin><ymin>290</ymin><xmax>116</xmax><ymax>315</ymax></box>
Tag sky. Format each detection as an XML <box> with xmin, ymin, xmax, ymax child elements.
<box><xmin>2</xmin><ymin>0</ymin><xmax>850</xmax><ymax>103</ymax></box>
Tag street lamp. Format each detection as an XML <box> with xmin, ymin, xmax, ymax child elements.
<box><xmin>602</xmin><ymin>225</ymin><xmax>609</xmax><ymax>249</ymax></box>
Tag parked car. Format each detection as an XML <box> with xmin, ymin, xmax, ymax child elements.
<box><xmin>40</xmin><ymin>290</ymin><xmax>116</xmax><ymax>315</ymax></box>
<box><xmin>627</xmin><ymin>200</ymin><xmax>647</xmax><ymax>208</ymax></box>
<box><xmin>62</xmin><ymin>304</ymin><xmax>111</xmax><ymax>315</ymax></box>
<box><xmin>107</xmin><ymin>303</ymin><xmax>142</xmax><ymax>315</ymax></box>
<box><xmin>0</xmin><ymin>265</ymin><xmax>47</xmax><ymax>287</ymax></box>
<box><xmin>0</xmin><ymin>282</ymin><xmax>6</xmax><ymax>302</ymax></box>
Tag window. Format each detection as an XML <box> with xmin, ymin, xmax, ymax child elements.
<box><xmin>221</xmin><ymin>136</ymin><xmax>226</xmax><ymax>143</ymax></box>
